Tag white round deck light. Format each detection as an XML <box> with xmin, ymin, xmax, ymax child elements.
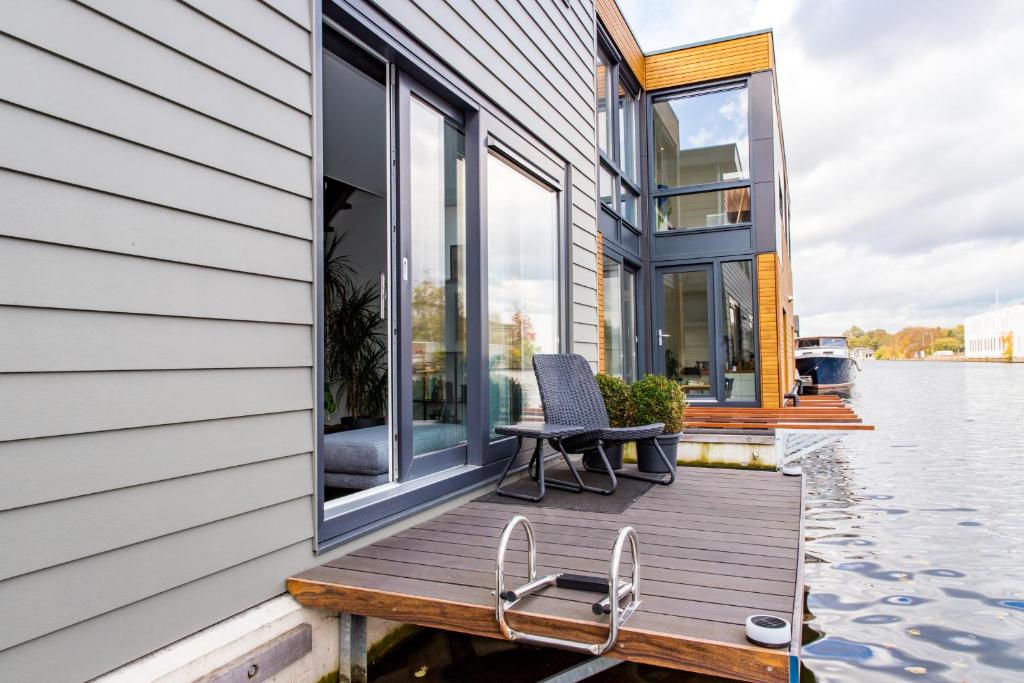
<box><xmin>782</xmin><ymin>464</ymin><xmax>802</xmax><ymax>476</ymax></box>
<box><xmin>745</xmin><ymin>614</ymin><xmax>791</xmax><ymax>648</ymax></box>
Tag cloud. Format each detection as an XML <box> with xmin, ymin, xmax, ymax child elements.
<box><xmin>793</xmin><ymin>239</ymin><xmax>1024</xmax><ymax>335</ymax></box>
<box><xmin>618</xmin><ymin>0</ymin><xmax>1024</xmax><ymax>331</ymax></box>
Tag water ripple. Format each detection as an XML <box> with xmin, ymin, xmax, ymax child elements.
<box><xmin>800</xmin><ymin>362</ymin><xmax>1024</xmax><ymax>682</ymax></box>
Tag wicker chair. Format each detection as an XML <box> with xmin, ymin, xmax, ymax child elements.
<box><xmin>532</xmin><ymin>353</ymin><xmax>676</xmax><ymax>493</ymax></box>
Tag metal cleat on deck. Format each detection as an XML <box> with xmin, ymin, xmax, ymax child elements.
<box><xmin>494</xmin><ymin>514</ymin><xmax>641</xmax><ymax>663</ymax></box>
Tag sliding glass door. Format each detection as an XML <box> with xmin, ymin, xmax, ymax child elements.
<box><xmin>397</xmin><ymin>77</ymin><xmax>468</xmax><ymax>479</ymax></box>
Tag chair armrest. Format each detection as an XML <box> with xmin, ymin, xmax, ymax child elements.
<box><xmin>597</xmin><ymin>424</ymin><xmax>665</xmax><ymax>442</ymax></box>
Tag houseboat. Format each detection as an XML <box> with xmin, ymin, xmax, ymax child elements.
<box><xmin>0</xmin><ymin>2</ymin><xmax>814</xmax><ymax>681</ymax></box>
<box><xmin>796</xmin><ymin>336</ymin><xmax>860</xmax><ymax>393</ymax></box>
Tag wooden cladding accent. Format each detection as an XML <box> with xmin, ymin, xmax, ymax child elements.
<box><xmin>596</xmin><ymin>0</ymin><xmax>646</xmax><ymax>88</ymax></box>
<box><xmin>756</xmin><ymin>253</ymin><xmax>782</xmax><ymax>409</ymax></box>
<box><xmin>596</xmin><ymin>232</ymin><xmax>606</xmax><ymax>373</ymax></box>
<box><xmin>596</xmin><ymin>5</ymin><xmax>776</xmax><ymax>93</ymax></box>
<box><xmin>645</xmin><ymin>32</ymin><xmax>772</xmax><ymax>91</ymax></box>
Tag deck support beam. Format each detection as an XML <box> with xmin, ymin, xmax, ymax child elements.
<box><xmin>338</xmin><ymin>613</ymin><xmax>367</xmax><ymax>683</ymax></box>
<box><xmin>538</xmin><ymin>656</ymin><xmax>624</xmax><ymax>683</ymax></box>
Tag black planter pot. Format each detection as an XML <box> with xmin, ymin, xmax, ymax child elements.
<box><xmin>637</xmin><ymin>433</ymin><xmax>680</xmax><ymax>473</ymax></box>
<box><xmin>341</xmin><ymin>416</ymin><xmax>386</xmax><ymax>430</ymax></box>
<box><xmin>582</xmin><ymin>444</ymin><xmax>624</xmax><ymax>472</ymax></box>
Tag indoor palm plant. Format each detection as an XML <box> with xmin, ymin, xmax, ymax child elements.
<box><xmin>630</xmin><ymin>374</ymin><xmax>686</xmax><ymax>473</ymax></box>
<box><xmin>324</xmin><ymin>233</ymin><xmax>388</xmax><ymax>428</ymax></box>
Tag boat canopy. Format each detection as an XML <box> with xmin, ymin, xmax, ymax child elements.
<box><xmin>797</xmin><ymin>337</ymin><xmax>849</xmax><ymax>349</ymax></box>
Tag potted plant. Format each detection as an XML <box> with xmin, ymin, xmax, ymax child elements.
<box><xmin>584</xmin><ymin>374</ymin><xmax>632</xmax><ymax>471</ymax></box>
<box><xmin>630</xmin><ymin>374</ymin><xmax>686</xmax><ymax>473</ymax></box>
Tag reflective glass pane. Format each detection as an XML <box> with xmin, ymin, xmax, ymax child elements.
<box><xmin>599</xmin><ymin>165</ymin><xmax>614</xmax><ymax>208</ymax></box>
<box><xmin>655</xmin><ymin>188</ymin><xmax>751</xmax><ymax>231</ymax></box>
<box><xmin>487</xmin><ymin>154</ymin><xmax>560</xmax><ymax>434</ymax></box>
<box><xmin>602</xmin><ymin>256</ymin><xmax>623</xmax><ymax>379</ymax></box>
<box><xmin>618</xmin><ymin>84</ymin><xmax>637</xmax><ymax>181</ymax></box>
<box><xmin>722</xmin><ymin>261</ymin><xmax>756</xmax><ymax>402</ymax></box>
<box><xmin>661</xmin><ymin>270</ymin><xmax>711</xmax><ymax>397</ymax></box>
<box><xmin>620</xmin><ymin>182</ymin><xmax>637</xmax><ymax>225</ymax></box>
<box><xmin>622</xmin><ymin>269</ymin><xmax>637</xmax><ymax>383</ymax></box>
<box><xmin>596</xmin><ymin>51</ymin><xmax>612</xmax><ymax>155</ymax></box>
<box><xmin>653</xmin><ymin>88</ymin><xmax>749</xmax><ymax>189</ymax></box>
<box><xmin>410</xmin><ymin>99</ymin><xmax>467</xmax><ymax>455</ymax></box>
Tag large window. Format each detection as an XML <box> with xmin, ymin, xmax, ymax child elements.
<box><xmin>721</xmin><ymin>261</ymin><xmax>756</xmax><ymax>402</ymax></box>
<box><xmin>656</xmin><ymin>188</ymin><xmax>750</xmax><ymax>231</ymax></box>
<box><xmin>596</xmin><ymin>45</ymin><xmax>641</xmax><ymax>232</ymax></box>
<box><xmin>652</xmin><ymin>86</ymin><xmax>750</xmax><ymax>232</ymax></box>
<box><xmin>603</xmin><ymin>256</ymin><xmax>638</xmax><ymax>382</ymax></box>
<box><xmin>487</xmin><ymin>153</ymin><xmax>560</xmax><ymax>434</ymax></box>
<box><xmin>596</xmin><ymin>50</ymin><xmax>612</xmax><ymax>156</ymax></box>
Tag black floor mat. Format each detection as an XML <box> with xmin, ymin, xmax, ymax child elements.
<box><xmin>477</xmin><ymin>465</ymin><xmax>655</xmax><ymax>514</ymax></box>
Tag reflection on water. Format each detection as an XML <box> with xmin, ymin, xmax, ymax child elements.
<box><xmin>801</xmin><ymin>361</ymin><xmax>1024</xmax><ymax>682</ymax></box>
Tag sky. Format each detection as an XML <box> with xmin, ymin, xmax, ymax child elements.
<box><xmin>619</xmin><ymin>0</ymin><xmax>1024</xmax><ymax>335</ymax></box>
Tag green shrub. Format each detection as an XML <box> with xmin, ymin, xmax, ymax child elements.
<box><xmin>630</xmin><ymin>374</ymin><xmax>686</xmax><ymax>434</ymax></box>
<box><xmin>595</xmin><ymin>373</ymin><xmax>632</xmax><ymax>427</ymax></box>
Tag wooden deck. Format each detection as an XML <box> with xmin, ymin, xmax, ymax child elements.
<box><xmin>288</xmin><ymin>467</ymin><xmax>805</xmax><ymax>682</ymax></box>
<box><xmin>686</xmin><ymin>394</ymin><xmax>873</xmax><ymax>430</ymax></box>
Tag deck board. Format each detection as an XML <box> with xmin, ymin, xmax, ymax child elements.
<box><xmin>288</xmin><ymin>467</ymin><xmax>805</xmax><ymax>683</ymax></box>
<box><xmin>685</xmin><ymin>394</ymin><xmax>873</xmax><ymax>430</ymax></box>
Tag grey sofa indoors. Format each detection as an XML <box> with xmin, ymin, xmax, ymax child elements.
<box><xmin>323</xmin><ymin>422</ymin><xmax>466</xmax><ymax>490</ymax></box>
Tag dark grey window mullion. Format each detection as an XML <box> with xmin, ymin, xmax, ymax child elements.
<box><xmin>610</xmin><ymin>61</ymin><xmax>621</xmax><ymax>171</ymax></box>
<box><xmin>395</xmin><ymin>72</ymin><xmax>414</xmax><ymax>481</ymax></box>
<box><xmin>651</xmin><ymin>179</ymin><xmax>751</xmax><ymax>198</ymax></box>
<box><xmin>712</xmin><ymin>262</ymin><xmax>726</xmax><ymax>402</ymax></box>
<box><xmin>621</xmin><ymin>176</ymin><xmax>641</xmax><ymax>195</ymax></box>
<box><xmin>465</xmin><ymin>111</ymin><xmax>487</xmax><ymax>467</ymax></box>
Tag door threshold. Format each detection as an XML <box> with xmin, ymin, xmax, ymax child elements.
<box><xmin>324</xmin><ymin>464</ymin><xmax>480</xmax><ymax>518</ymax></box>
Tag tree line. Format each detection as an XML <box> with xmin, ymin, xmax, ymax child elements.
<box><xmin>842</xmin><ymin>325</ymin><xmax>964</xmax><ymax>360</ymax></box>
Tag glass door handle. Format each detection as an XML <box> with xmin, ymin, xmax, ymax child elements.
<box><xmin>379</xmin><ymin>272</ymin><xmax>387</xmax><ymax>320</ymax></box>
<box><xmin>657</xmin><ymin>329</ymin><xmax>671</xmax><ymax>347</ymax></box>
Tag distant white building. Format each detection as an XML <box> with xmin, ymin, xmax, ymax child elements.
<box><xmin>965</xmin><ymin>303</ymin><xmax>1024</xmax><ymax>360</ymax></box>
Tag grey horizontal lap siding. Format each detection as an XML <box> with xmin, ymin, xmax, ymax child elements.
<box><xmin>0</xmin><ymin>0</ymin><xmax>600</xmax><ymax>680</ymax></box>
<box><xmin>0</xmin><ymin>0</ymin><xmax>317</xmax><ymax>680</ymax></box>
<box><xmin>370</xmin><ymin>0</ymin><xmax>600</xmax><ymax>362</ymax></box>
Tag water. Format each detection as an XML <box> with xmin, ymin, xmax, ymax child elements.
<box><xmin>801</xmin><ymin>361</ymin><xmax>1024</xmax><ymax>682</ymax></box>
<box><xmin>371</xmin><ymin>361</ymin><xmax>1024</xmax><ymax>682</ymax></box>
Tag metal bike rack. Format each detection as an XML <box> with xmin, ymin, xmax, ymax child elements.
<box><xmin>494</xmin><ymin>515</ymin><xmax>641</xmax><ymax>657</ymax></box>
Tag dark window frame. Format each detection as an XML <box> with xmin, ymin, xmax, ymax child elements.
<box><xmin>316</xmin><ymin>2</ymin><xmax>570</xmax><ymax>551</ymax></box>
<box><xmin>601</xmin><ymin>244</ymin><xmax>643</xmax><ymax>383</ymax></box>
<box><xmin>649</xmin><ymin>79</ymin><xmax>753</xmax><ymax>236</ymax></box>
<box><xmin>648</xmin><ymin>254</ymin><xmax>761</xmax><ymax>407</ymax></box>
<box><xmin>596</xmin><ymin>28</ymin><xmax>643</xmax><ymax>237</ymax></box>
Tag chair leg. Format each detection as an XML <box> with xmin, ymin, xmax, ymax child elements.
<box><xmin>527</xmin><ymin>439</ymin><xmax>543</xmax><ymax>481</ymax></box>
<box><xmin>495</xmin><ymin>437</ymin><xmax>547</xmax><ymax>502</ymax></box>
<box><xmin>616</xmin><ymin>439</ymin><xmax>676</xmax><ymax>486</ymax></box>
<box><xmin>571</xmin><ymin>440</ymin><xmax>618</xmax><ymax>495</ymax></box>
<box><xmin>541</xmin><ymin>438</ymin><xmax>585</xmax><ymax>494</ymax></box>
<box><xmin>527</xmin><ymin>438</ymin><xmax>585</xmax><ymax>494</ymax></box>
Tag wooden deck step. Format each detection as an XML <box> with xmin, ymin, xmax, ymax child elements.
<box><xmin>684</xmin><ymin>397</ymin><xmax>872</xmax><ymax>431</ymax></box>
